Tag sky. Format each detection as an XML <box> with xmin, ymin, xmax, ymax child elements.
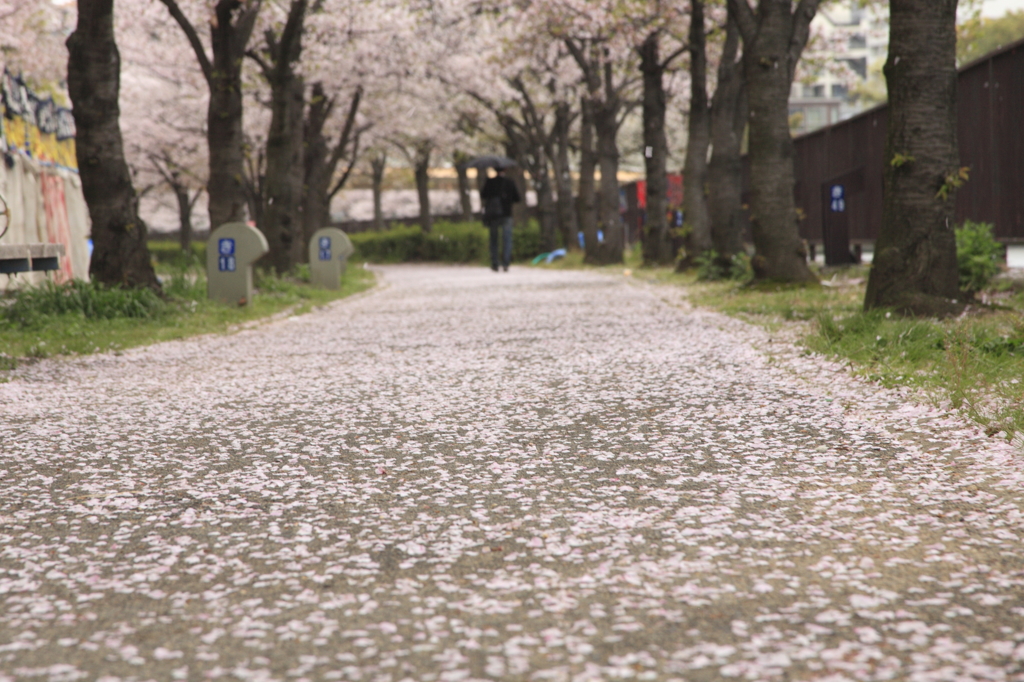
<box><xmin>983</xmin><ymin>0</ymin><xmax>1024</xmax><ymax>17</ymax></box>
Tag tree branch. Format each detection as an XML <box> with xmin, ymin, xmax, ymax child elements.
<box><xmin>789</xmin><ymin>0</ymin><xmax>824</xmax><ymax>74</ymax></box>
<box><xmin>158</xmin><ymin>0</ymin><xmax>212</xmax><ymax>84</ymax></box>
<box><xmin>325</xmin><ymin>85</ymin><xmax>363</xmax><ymax>176</ymax></box>
<box><xmin>328</xmin><ymin>129</ymin><xmax>363</xmax><ymax>200</ymax></box>
<box><xmin>726</xmin><ymin>0</ymin><xmax>757</xmax><ymax>43</ymax></box>
<box><xmin>245</xmin><ymin>48</ymin><xmax>274</xmax><ymax>81</ymax></box>
<box><xmin>228</xmin><ymin>0</ymin><xmax>263</xmax><ymax>64</ymax></box>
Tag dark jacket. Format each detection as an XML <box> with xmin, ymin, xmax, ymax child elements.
<box><xmin>480</xmin><ymin>175</ymin><xmax>521</xmax><ymax>219</ymax></box>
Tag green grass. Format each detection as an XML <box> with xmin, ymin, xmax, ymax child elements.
<box><xmin>0</xmin><ymin>258</ymin><xmax>375</xmax><ymax>370</ymax></box>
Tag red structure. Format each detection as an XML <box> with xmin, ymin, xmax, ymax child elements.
<box><xmin>791</xmin><ymin>37</ymin><xmax>1024</xmax><ymax>264</ymax></box>
<box><xmin>622</xmin><ymin>174</ymin><xmax>684</xmax><ymax>246</ymax></box>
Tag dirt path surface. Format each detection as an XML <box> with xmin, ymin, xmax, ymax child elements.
<box><xmin>2</xmin><ymin>264</ymin><xmax>1023</xmax><ymax>682</ymax></box>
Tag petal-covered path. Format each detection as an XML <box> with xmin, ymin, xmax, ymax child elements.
<box><xmin>2</xmin><ymin>265</ymin><xmax>1024</xmax><ymax>682</ymax></box>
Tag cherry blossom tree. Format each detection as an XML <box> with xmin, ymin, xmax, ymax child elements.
<box><xmin>67</xmin><ymin>0</ymin><xmax>159</xmax><ymax>290</ymax></box>
<box><xmin>118</xmin><ymin>6</ymin><xmax>208</xmax><ymax>251</ymax></box>
<box><xmin>0</xmin><ymin>0</ymin><xmax>73</xmax><ymax>86</ymax></box>
<box><xmin>157</xmin><ymin>0</ymin><xmax>261</xmax><ymax>230</ymax></box>
<box><xmin>246</xmin><ymin>0</ymin><xmax>307</xmax><ymax>272</ymax></box>
<box><xmin>864</xmin><ymin>0</ymin><xmax>962</xmax><ymax>316</ymax></box>
<box><xmin>707</xmin><ymin>13</ymin><xmax>748</xmax><ymax>267</ymax></box>
<box><xmin>727</xmin><ymin>0</ymin><xmax>821</xmax><ymax>283</ymax></box>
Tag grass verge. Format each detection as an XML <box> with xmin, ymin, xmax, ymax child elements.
<box><xmin>0</xmin><ymin>261</ymin><xmax>375</xmax><ymax>373</ymax></box>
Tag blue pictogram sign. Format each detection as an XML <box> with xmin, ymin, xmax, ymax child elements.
<box><xmin>318</xmin><ymin>236</ymin><xmax>332</xmax><ymax>261</ymax></box>
<box><xmin>218</xmin><ymin>238</ymin><xmax>236</xmax><ymax>272</ymax></box>
<box><xmin>829</xmin><ymin>184</ymin><xmax>846</xmax><ymax>213</ymax></box>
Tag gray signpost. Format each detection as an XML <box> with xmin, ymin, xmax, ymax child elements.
<box><xmin>308</xmin><ymin>227</ymin><xmax>354</xmax><ymax>290</ymax></box>
<box><xmin>206</xmin><ymin>222</ymin><xmax>269</xmax><ymax>305</ymax></box>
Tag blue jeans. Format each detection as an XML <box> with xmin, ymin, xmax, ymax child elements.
<box><xmin>488</xmin><ymin>217</ymin><xmax>513</xmax><ymax>270</ymax></box>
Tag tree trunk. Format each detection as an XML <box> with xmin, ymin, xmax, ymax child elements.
<box><xmin>414</xmin><ymin>144</ymin><xmax>432</xmax><ymax>233</ymax></box>
<box><xmin>454</xmin><ymin>152</ymin><xmax>473</xmax><ymax>221</ymax></box>
<box><xmin>66</xmin><ymin>0</ymin><xmax>160</xmax><ymax>291</ymax></box>
<box><xmin>729</xmin><ymin>0</ymin><xmax>819</xmax><ymax>283</ymax></box>
<box><xmin>681</xmin><ymin>0</ymin><xmax>712</xmax><ymax>269</ymax></box>
<box><xmin>303</xmin><ymin>82</ymin><xmax>362</xmax><ymax>251</ymax></box>
<box><xmin>159</xmin><ymin>0</ymin><xmax>260</xmax><ymax>230</ymax></box>
<box><xmin>639</xmin><ymin>31</ymin><xmax>672</xmax><ymax>266</ymax></box>
<box><xmin>864</xmin><ymin>0</ymin><xmax>961</xmax><ymax>316</ymax></box>
<box><xmin>552</xmin><ymin>102</ymin><xmax>578</xmax><ymax>250</ymax></box>
<box><xmin>594</xmin><ymin>95</ymin><xmax>624</xmax><ymax>265</ymax></box>
<box><xmin>708</xmin><ymin>15</ymin><xmax>749</xmax><ymax>265</ymax></box>
<box><xmin>256</xmin><ymin>0</ymin><xmax>307</xmax><ymax>273</ymax></box>
<box><xmin>371</xmin><ymin>153</ymin><xmax>386</xmax><ymax>231</ymax></box>
<box><xmin>578</xmin><ymin>96</ymin><xmax>599</xmax><ymax>260</ymax></box>
<box><xmin>529</xmin><ymin>148</ymin><xmax>558</xmax><ymax>252</ymax></box>
<box><xmin>505</xmin><ymin>140</ymin><xmax>529</xmax><ymax>230</ymax></box>
<box><xmin>302</xmin><ymin>82</ymin><xmax>333</xmax><ymax>253</ymax></box>
<box><xmin>207</xmin><ymin>0</ymin><xmax>259</xmax><ymax>230</ymax></box>
<box><xmin>175</xmin><ymin>185</ymin><xmax>194</xmax><ymax>253</ymax></box>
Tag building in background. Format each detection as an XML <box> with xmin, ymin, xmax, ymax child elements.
<box><xmin>789</xmin><ymin>2</ymin><xmax>889</xmax><ymax>135</ymax></box>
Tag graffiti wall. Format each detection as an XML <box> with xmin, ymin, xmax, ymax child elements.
<box><xmin>0</xmin><ymin>69</ymin><xmax>90</xmax><ymax>290</ymax></box>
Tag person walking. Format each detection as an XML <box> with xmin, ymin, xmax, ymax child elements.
<box><xmin>480</xmin><ymin>167</ymin><xmax>521</xmax><ymax>272</ymax></box>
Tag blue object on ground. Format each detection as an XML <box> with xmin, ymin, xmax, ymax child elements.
<box><xmin>545</xmin><ymin>249</ymin><xmax>567</xmax><ymax>264</ymax></box>
<box><xmin>531</xmin><ymin>252</ymin><xmax>550</xmax><ymax>265</ymax></box>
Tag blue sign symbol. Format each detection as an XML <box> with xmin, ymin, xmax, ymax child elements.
<box><xmin>218</xmin><ymin>255</ymin><xmax>236</xmax><ymax>272</ymax></box>
<box><xmin>218</xmin><ymin>238</ymin><xmax>235</xmax><ymax>256</ymax></box>
<box><xmin>318</xmin><ymin>236</ymin><xmax>331</xmax><ymax>261</ymax></box>
<box><xmin>829</xmin><ymin>184</ymin><xmax>846</xmax><ymax>212</ymax></box>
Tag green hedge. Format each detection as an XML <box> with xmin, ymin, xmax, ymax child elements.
<box><xmin>149</xmin><ymin>240</ymin><xmax>206</xmax><ymax>268</ymax></box>
<box><xmin>147</xmin><ymin>220</ymin><xmax>546</xmax><ymax>267</ymax></box>
<box><xmin>350</xmin><ymin>220</ymin><xmax>543</xmax><ymax>264</ymax></box>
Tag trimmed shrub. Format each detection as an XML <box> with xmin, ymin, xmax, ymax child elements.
<box><xmin>150</xmin><ymin>240</ymin><xmax>206</xmax><ymax>268</ymax></box>
<box><xmin>351</xmin><ymin>220</ymin><xmax>543</xmax><ymax>264</ymax></box>
<box><xmin>695</xmin><ymin>250</ymin><xmax>753</xmax><ymax>282</ymax></box>
<box><xmin>956</xmin><ymin>220</ymin><xmax>1002</xmax><ymax>295</ymax></box>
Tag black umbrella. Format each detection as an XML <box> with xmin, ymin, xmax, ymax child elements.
<box><xmin>462</xmin><ymin>155</ymin><xmax>517</xmax><ymax>170</ymax></box>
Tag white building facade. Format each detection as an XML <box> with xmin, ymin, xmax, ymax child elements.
<box><xmin>789</xmin><ymin>2</ymin><xmax>890</xmax><ymax>135</ymax></box>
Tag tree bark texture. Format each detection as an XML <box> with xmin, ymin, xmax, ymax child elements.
<box><xmin>455</xmin><ymin>156</ymin><xmax>473</xmax><ymax>222</ymax></box>
<box><xmin>159</xmin><ymin>0</ymin><xmax>260</xmax><ymax>230</ymax></box>
<box><xmin>567</xmin><ymin>40</ymin><xmax>624</xmax><ymax>265</ymax></box>
<box><xmin>577</xmin><ymin>96</ymin><xmax>599</xmax><ymax>260</ymax></box>
<box><xmin>593</xmin><ymin>64</ymin><xmax>625</xmax><ymax>265</ymax></box>
<box><xmin>505</xmin><ymin>80</ymin><xmax>559</xmax><ymax>252</ymax></box>
<box><xmin>174</xmin><ymin>185</ymin><xmax>195</xmax><ymax>253</ymax></box>
<box><xmin>639</xmin><ymin>32</ymin><xmax>673</xmax><ymax>266</ymax></box>
<box><xmin>414</xmin><ymin>144</ymin><xmax>432</xmax><ymax>233</ymax></box>
<box><xmin>533</xmin><ymin>154</ymin><xmax>558</xmax><ymax>252</ymax></box>
<box><xmin>708</xmin><ymin>16</ymin><xmax>749</xmax><ymax>265</ymax></box>
<box><xmin>67</xmin><ymin>0</ymin><xmax>160</xmax><ymax>290</ymax></box>
<box><xmin>303</xmin><ymin>83</ymin><xmax>362</xmax><ymax>252</ymax></box>
<box><xmin>208</xmin><ymin>0</ymin><xmax>260</xmax><ymax>230</ymax></box>
<box><xmin>681</xmin><ymin>1</ymin><xmax>712</xmax><ymax>268</ymax></box>
<box><xmin>864</xmin><ymin>0</ymin><xmax>961</xmax><ymax>316</ymax></box>
<box><xmin>504</xmin><ymin>140</ymin><xmax>529</xmax><ymax>231</ymax></box>
<box><xmin>552</xmin><ymin>102</ymin><xmax>578</xmax><ymax>250</ymax></box>
<box><xmin>255</xmin><ymin>0</ymin><xmax>307</xmax><ymax>273</ymax></box>
<box><xmin>729</xmin><ymin>0</ymin><xmax>819</xmax><ymax>283</ymax></box>
<box><xmin>371</xmin><ymin>153</ymin><xmax>386</xmax><ymax>231</ymax></box>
